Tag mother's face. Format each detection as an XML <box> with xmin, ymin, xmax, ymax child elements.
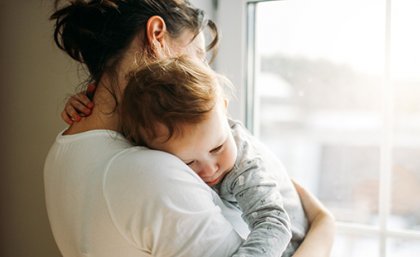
<box><xmin>166</xmin><ymin>30</ymin><xmax>207</xmax><ymax>63</ymax></box>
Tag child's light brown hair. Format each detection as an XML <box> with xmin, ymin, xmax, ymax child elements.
<box><xmin>121</xmin><ymin>55</ymin><xmax>225</xmax><ymax>146</ymax></box>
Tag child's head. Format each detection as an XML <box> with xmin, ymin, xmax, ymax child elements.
<box><xmin>121</xmin><ymin>56</ymin><xmax>237</xmax><ymax>185</ymax></box>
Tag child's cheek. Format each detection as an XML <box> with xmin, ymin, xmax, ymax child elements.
<box><xmin>226</xmin><ymin>142</ymin><xmax>238</xmax><ymax>172</ymax></box>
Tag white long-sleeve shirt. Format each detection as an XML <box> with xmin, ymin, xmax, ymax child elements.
<box><xmin>44</xmin><ymin>129</ymin><xmax>246</xmax><ymax>257</ymax></box>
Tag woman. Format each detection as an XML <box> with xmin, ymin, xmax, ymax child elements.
<box><xmin>45</xmin><ymin>1</ymin><xmax>335</xmax><ymax>257</ymax></box>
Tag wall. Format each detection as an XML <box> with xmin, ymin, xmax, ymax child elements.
<box><xmin>0</xmin><ymin>1</ymin><xmax>214</xmax><ymax>256</ymax></box>
<box><xmin>0</xmin><ymin>1</ymin><xmax>80</xmax><ymax>256</ymax></box>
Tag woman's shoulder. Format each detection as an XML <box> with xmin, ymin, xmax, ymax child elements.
<box><xmin>108</xmin><ymin>147</ymin><xmax>192</xmax><ymax>175</ymax></box>
<box><xmin>103</xmin><ymin>147</ymin><xmax>205</xmax><ymax>193</ymax></box>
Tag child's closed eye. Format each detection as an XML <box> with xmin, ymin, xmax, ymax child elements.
<box><xmin>210</xmin><ymin>144</ymin><xmax>224</xmax><ymax>153</ymax></box>
<box><xmin>185</xmin><ymin>160</ymin><xmax>195</xmax><ymax>166</ymax></box>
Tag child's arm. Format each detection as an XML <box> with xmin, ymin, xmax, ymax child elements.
<box><xmin>226</xmin><ymin>157</ymin><xmax>293</xmax><ymax>257</ymax></box>
<box><xmin>291</xmin><ymin>181</ymin><xmax>336</xmax><ymax>257</ymax></box>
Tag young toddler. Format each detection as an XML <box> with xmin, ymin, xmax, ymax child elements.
<box><xmin>121</xmin><ymin>56</ymin><xmax>308</xmax><ymax>257</ymax></box>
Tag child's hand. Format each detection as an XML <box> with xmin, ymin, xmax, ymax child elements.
<box><xmin>62</xmin><ymin>84</ymin><xmax>96</xmax><ymax>125</ymax></box>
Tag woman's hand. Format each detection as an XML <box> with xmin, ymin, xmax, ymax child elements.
<box><xmin>292</xmin><ymin>180</ymin><xmax>336</xmax><ymax>257</ymax></box>
<box><xmin>61</xmin><ymin>84</ymin><xmax>96</xmax><ymax>125</ymax></box>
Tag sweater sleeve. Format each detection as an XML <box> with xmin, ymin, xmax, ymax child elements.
<box><xmin>227</xmin><ymin>156</ymin><xmax>292</xmax><ymax>257</ymax></box>
<box><xmin>103</xmin><ymin>148</ymin><xmax>243</xmax><ymax>257</ymax></box>
<box><xmin>224</xmin><ymin>120</ymin><xmax>293</xmax><ymax>257</ymax></box>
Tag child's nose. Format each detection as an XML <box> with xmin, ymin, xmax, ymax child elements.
<box><xmin>199</xmin><ymin>162</ymin><xmax>219</xmax><ymax>177</ymax></box>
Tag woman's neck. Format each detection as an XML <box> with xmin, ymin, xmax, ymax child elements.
<box><xmin>63</xmin><ymin>76</ymin><xmax>124</xmax><ymax>135</ymax></box>
<box><xmin>63</xmin><ymin>42</ymin><xmax>141</xmax><ymax>135</ymax></box>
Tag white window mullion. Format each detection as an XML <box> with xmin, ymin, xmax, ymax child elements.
<box><xmin>337</xmin><ymin>222</ymin><xmax>420</xmax><ymax>238</ymax></box>
<box><xmin>215</xmin><ymin>0</ymin><xmax>248</xmax><ymax>122</ymax></box>
<box><xmin>379</xmin><ymin>0</ymin><xmax>393</xmax><ymax>256</ymax></box>
<box><xmin>337</xmin><ymin>222</ymin><xmax>382</xmax><ymax>237</ymax></box>
<box><xmin>387</xmin><ymin>228</ymin><xmax>420</xmax><ymax>240</ymax></box>
<box><xmin>246</xmin><ymin>2</ymin><xmax>257</xmax><ymax>134</ymax></box>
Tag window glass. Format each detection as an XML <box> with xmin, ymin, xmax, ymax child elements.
<box><xmin>387</xmin><ymin>238</ymin><xmax>420</xmax><ymax>257</ymax></box>
<box><xmin>331</xmin><ymin>233</ymin><xmax>379</xmax><ymax>257</ymax></box>
<box><xmin>255</xmin><ymin>0</ymin><xmax>385</xmax><ymax>225</ymax></box>
<box><xmin>390</xmin><ymin>0</ymin><xmax>420</xmax><ymax>231</ymax></box>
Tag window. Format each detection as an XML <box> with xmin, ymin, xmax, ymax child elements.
<box><xmin>217</xmin><ymin>0</ymin><xmax>420</xmax><ymax>256</ymax></box>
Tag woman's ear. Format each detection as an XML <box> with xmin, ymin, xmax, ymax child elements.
<box><xmin>146</xmin><ymin>16</ymin><xmax>167</xmax><ymax>55</ymax></box>
<box><xmin>223</xmin><ymin>98</ymin><xmax>229</xmax><ymax>111</ymax></box>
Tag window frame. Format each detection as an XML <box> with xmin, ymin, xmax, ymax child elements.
<box><xmin>215</xmin><ymin>0</ymin><xmax>420</xmax><ymax>256</ymax></box>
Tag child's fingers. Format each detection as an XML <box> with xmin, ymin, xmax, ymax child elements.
<box><xmin>72</xmin><ymin>94</ymin><xmax>92</xmax><ymax>115</ymax></box>
<box><xmin>75</xmin><ymin>92</ymin><xmax>94</xmax><ymax>109</ymax></box>
<box><xmin>65</xmin><ymin>103</ymin><xmax>81</xmax><ymax>122</ymax></box>
<box><xmin>61</xmin><ymin>109</ymin><xmax>73</xmax><ymax>125</ymax></box>
<box><xmin>86</xmin><ymin>83</ymin><xmax>96</xmax><ymax>100</ymax></box>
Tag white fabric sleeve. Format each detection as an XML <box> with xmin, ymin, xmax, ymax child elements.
<box><xmin>103</xmin><ymin>148</ymin><xmax>243</xmax><ymax>257</ymax></box>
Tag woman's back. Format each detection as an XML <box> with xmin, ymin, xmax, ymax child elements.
<box><xmin>44</xmin><ymin>130</ymin><xmax>243</xmax><ymax>257</ymax></box>
<box><xmin>44</xmin><ymin>130</ymin><xmax>144</xmax><ymax>256</ymax></box>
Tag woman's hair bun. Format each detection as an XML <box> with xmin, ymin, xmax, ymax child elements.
<box><xmin>51</xmin><ymin>0</ymin><xmax>121</xmax><ymax>77</ymax></box>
